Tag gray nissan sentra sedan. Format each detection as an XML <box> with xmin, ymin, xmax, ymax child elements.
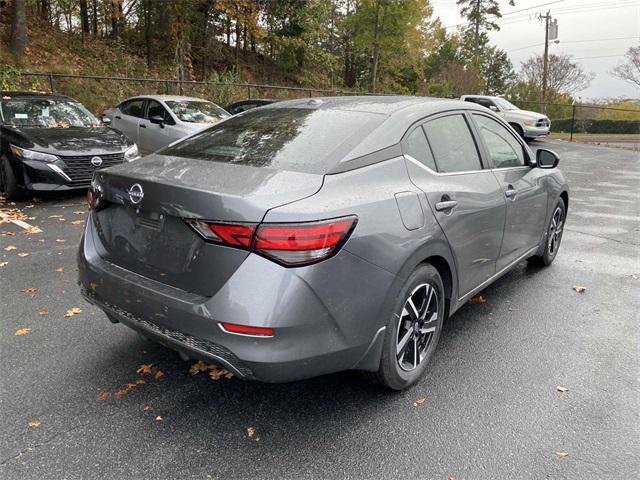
<box><xmin>78</xmin><ymin>96</ymin><xmax>568</xmax><ymax>390</ymax></box>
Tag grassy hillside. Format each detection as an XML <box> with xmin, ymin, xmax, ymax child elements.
<box><xmin>0</xmin><ymin>20</ymin><xmax>323</xmax><ymax>115</ymax></box>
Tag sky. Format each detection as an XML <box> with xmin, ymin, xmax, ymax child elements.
<box><xmin>430</xmin><ymin>0</ymin><xmax>640</xmax><ymax>100</ymax></box>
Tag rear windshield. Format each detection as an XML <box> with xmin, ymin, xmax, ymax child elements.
<box><xmin>160</xmin><ymin>107</ymin><xmax>384</xmax><ymax>174</ymax></box>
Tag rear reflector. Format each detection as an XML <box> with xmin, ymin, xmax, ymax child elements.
<box><xmin>220</xmin><ymin>322</ymin><xmax>274</xmax><ymax>337</ymax></box>
<box><xmin>185</xmin><ymin>216</ymin><xmax>357</xmax><ymax>267</ymax></box>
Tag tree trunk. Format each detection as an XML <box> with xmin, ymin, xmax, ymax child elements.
<box><xmin>371</xmin><ymin>0</ymin><xmax>382</xmax><ymax>93</ymax></box>
<box><xmin>474</xmin><ymin>0</ymin><xmax>480</xmax><ymax>65</ymax></box>
<box><xmin>92</xmin><ymin>0</ymin><xmax>98</xmax><ymax>36</ymax></box>
<box><xmin>235</xmin><ymin>19</ymin><xmax>241</xmax><ymax>72</ymax></box>
<box><xmin>10</xmin><ymin>0</ymin><xmax>27</xmax><ymax>64</ymax></box>
<box><xmin>144</xmin><ymin>0</ymin><xmax>152</xmax><ymax>68</ymax></box>
<box><xmin>80</xmin><ymin>0</ymin><xmax>90</xmax><ymax>34</ymax></box>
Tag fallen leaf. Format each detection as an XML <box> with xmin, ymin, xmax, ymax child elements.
<box><xmin>135</xmin><ymin>379</ymin><xmax>146</xmax><ymax>385</ymax></box>
<box><xmin>2</xmin><ymin>231</ymin><xmax>16</xmax><ymax>236</ymax></box>
<box><xmin>71</xmin><ymin>220</ymin><xmax>84</xmax><ymax>225</ymax></box>
<box><xmin>0</xmin><ymin>261</ymin><xmax>8</xmax><ymax>267</ymax></box>
<box><xmin>18</xmin><ymin>252</ymin><xmax>29</xmax><ymax>257</ymax></box>
<box><xmin>63</xmin><ymin>307</ymin><xmax>82</xmax><ymax>317</ymax></box>
<box><xmin>556</xmin><ymin>385</ymin><xmax>569</xmax><ymax>393</ymax></box>
<box><xmin>89</xmin><ymin>282</ymin><xmax>98</xmax><ymax>291</ymax></box>
<box><xmin>143</xmin><ymin>405</ymin><xmax>151</xmax><ymax>411</ymax></box>
<box><xmin>413</xmin><ymin>397</ymin><xmax>427</xmax><ymax>407</ymax></box>
<box><xmin>4</xmin><ymin>245</ymin><xmax>17</xmax><ymax>251</ymax></box>
<box><xmin>27</xmin><ymin>420</ymin><xmax>41</xmax><ymax>428</ymax></box>
<box><xmin>39</xmin><ymin>310</ymin><xmax>49</xmax><ymax>317</ymax></box>
<box><xmin>209</xmin><ymin>366</ymin><xmax>234</xmax><ymax>380</ymax></box>
<box><xmin>24</xmin><ymin>204</ymin><xmax>34</xmax><ymax>209</ymax></box>
<box><xmin>21</xmin><ymin>287</ymin><xmax>37</xmax><ymax>296</ymax></box>
<box><xmin>24</xmin><ymin>226</ymin><xmax>42</xmax><ymax>234</ymax></box>
<box><xmin>15</xmin><ymin>327</ymin><xmax>32</xmax><ymax>336</ymax></box>
<box><xmin>136</xmin><ymin>364</ymin><xmax>154</xmax><ymax>375</ymax></box>
<box><xmin>55</xmin><ymin>239</ymin><xmax>66</xmax><ymax>244</ymax></box>
<box><xmin>189</xmin><ymin>360</ymin><xmax>209</xmax><ymax>375</ymax></box>
<box><xmin>155</xmin><ymin>415</ymin><xmax>163</xmax><ymax>421</ymax></box>
<box><xmin>54</xmin><ymin>267</ymin><xmax>64</xmax><ymax>273</ymax></box>
<box><xmin>154</xmin><ymin>370</ymin><xmax>164</xmax><ymax>380</ymax></box>
<box><xmin>555</xmin><ymin>451</ymin><xmax>569</xmax><ymax>459</ymax></box>
<box><xmin>96</xmin><ymin>391</ymin><xmax>109</xmax><ymax>401</ymax></box>
<box><xmin>245</xmin><ymin>426</ymin><xmax>256</xmax><ymax>439</ymax></box>
<box><xmin>73</xmin><ymin>210</ymin><xmax>86</xmax><ymax>215</ymax></box>
<box><xmin>469</xmin><ymin>295</ymin><xmax>487</xmax><ymax>304</ymax></box>
<box><xmin>573</xmin><ymin>286</ymin><xmax>586</xmax><ymax>293</ymax></box>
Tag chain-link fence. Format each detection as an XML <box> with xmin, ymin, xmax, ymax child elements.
<box><xmin>510</xmin><ymin>100</ymin><xmax>640</xmax><ymax>145</ymax></box>
<box><xmin>4</xmin><ymin>72</ymin><xmax>375</xmax><ymax>115</ymax></box>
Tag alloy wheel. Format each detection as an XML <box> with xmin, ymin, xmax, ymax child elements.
<box><xmin>396</xmin><ymin>283</ymin><xmax>439</xmax><ymax>372</ymax></box>
<box><xmin>547</xmin><ymin>206</ymin><xmax>564</xmax><ymax>256</ymax></box>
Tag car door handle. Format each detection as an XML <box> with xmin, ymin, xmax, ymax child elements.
<box><xmin>139</xmin><ymin>124</ymin><xmax>146</xmax><ymax>128</ymax></box>
<box><xmin>505</xmin><ymin>186</ymin><xmax>517</xmax><ymax>199</ymax></box>
<box><xmin>435</xmin><ymin>200</ymin><xmax>458</xmax><ymax>211</ymax></box>
<box><xmin>115</xmin><ymin>115</ymin><xmax>121</xmax><ymax>119</ymax></box>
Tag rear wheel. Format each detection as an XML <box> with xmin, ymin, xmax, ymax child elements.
<box><xmin>528</xmin><ymin>198</ymin><xmax>566</xmax><ymax>266</ymax></box>
<box><xmin>375</xmin><ymin>264</ymin><xmax>445</xmax><ymax>390</ymax></box>
<box><xmin>0</xmin><ymin>157</ymin><xmax>22</xmax><ymax>201</ymax></box>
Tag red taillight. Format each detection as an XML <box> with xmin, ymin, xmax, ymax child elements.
<box><xmin>253</xmin><ymin>217</ymin><xmax>357</xmax><ymax>266</ymax></box>
<box><xmin>186</xmin><ymin>216</ymin><xmax>357</xmax><ymax>267</ymax></box>
<box><xmin>87</xmin><ymin>188</ymin><xmax>97</xmax><ymax>209</ymax></box>
<box><xmin>220</xmin><ymin>322</ymin><xmax>274</xmax><ymax>337</ymax></box>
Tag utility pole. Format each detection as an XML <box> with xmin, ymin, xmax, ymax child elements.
<box><xmin>538</xmin><ymin>12</ymin><xmax>558</xmax><ymax>112</ymax></box>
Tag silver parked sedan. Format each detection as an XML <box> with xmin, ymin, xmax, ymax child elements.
<box><xmin>104</xmin><ymin>95</ymin><xmax>230</xmax><ymax>154</ymax></box>
<box><xmin>79</xmin><ymin>96</ymin><xmax>569</xmax><ymax>390</ymax></box>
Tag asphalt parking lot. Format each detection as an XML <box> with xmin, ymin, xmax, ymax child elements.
<box><xmin>1</xmin><ymin>139</ymin><xmax>638</xmax><ymax>479</ymax></box>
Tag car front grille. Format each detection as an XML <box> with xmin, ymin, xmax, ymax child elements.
<box><xmin>536</xmin><ymin>118</ymin><xmax>550</xmax><ymax>127</ymax></box>
<box><xmin>60</xmin><ymin>153</ymin><xmax>125</xmax><ymax>186</ymax></box>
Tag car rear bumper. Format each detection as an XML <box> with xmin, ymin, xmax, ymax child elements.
<box><xmin>77</xmin><ymin>214</ymin><xmax>395</xmax><ymax>383</ymax></box>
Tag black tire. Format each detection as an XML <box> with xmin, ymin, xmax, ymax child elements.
<box><xmin>375</xmin><ymin>264</ymin><xmax>445</xmax><ymax>390</ymax></box>
<box><xmin>528</xmin><ymin>198</ymin><xmax>566</xmax><ymax>266</ymax></box>
<box><xmin>509</xmin><ymin>123</ymin><xmax>525</xmax><ymax>139</ymax></box>
<box><xmin>0</xmin><ymin>157</ymin><xmax>23</xmax><ymax>201</ymax></box>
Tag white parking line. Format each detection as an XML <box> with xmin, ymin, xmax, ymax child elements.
<box><xmin>0</xmin><ymin>211</ymin><xmax>37</xmax><ymax>232</ymax></box>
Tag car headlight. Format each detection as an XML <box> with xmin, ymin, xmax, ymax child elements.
<box><xmin>523</xmin><ymin>119</ymin><xmax>537</xmax><ymax>127</ymax></box>
<box><xmin>10</xmin><ymin>144</ymin><xmax>59</xmax><ymax>163</ymax></box>
<box><xmin>124</xmin><ymin>144</ymin><xmax>140</xmax><ymax>162</ymax></box>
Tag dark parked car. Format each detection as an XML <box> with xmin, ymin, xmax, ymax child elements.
<box><xmin>0</xmin><ymin>92</ymin><xmax>139</xmax><ymax>200</ymax></box>
<box><xmin>224</xmin><ymin>98</ymin><xmax>274</xmax><ymax>115</ymax></box>
<box><xmin>78</xmin><ymin>96</ymin><xmax>568</xmax><ymax>390</ymax></box>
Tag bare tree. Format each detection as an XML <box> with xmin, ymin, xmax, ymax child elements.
<box><xmin>10</xmin><ymin>0</ymin><xmax>27</xmax><ymax>63</ymax></box>
<box><xmin>611</xmin><ymin>46</ymin><xmax>640</xmax><ymax>89</ymax></box>
<box><xmin>519</xmin><ymin>53</ymin><xmax>594</xmax><ymax>95</ymax></box>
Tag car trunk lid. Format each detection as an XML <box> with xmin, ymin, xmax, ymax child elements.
<box><xmin>90</xmin><ymin>154</ymin><xmax>324</xmax><ymax>296</ymax></box>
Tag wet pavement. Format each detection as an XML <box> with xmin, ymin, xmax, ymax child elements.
<box><xmin>1</xmin><ymin>139</ymin><xmax>638</xmax><ymax>479</ymax></box>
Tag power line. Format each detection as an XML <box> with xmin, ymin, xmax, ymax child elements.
<box><xmin>573</xmin><ymin>54</ymin><xmax>626</xmax><ymax>59</ymax></box>
<box><xmin>443</xmin><ymin>0</ymin><xmax>566</xmax><ymax>29</ymax></box>
<box><xmin>507</xmin><ymin>36</ymin><xmax>639</xmax><ymax>53</ymax></box>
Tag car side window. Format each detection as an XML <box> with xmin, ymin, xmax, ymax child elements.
<box><xmin>423</xmin><ymin>114</ymin><xmax>482</xmax><ymax>173</ymax></box>
<box><xmin>146</xmin><ymin>100</ymin><xmax>175</xmax><ymax>125</ymax></box>
<box><xmin>472</xmin><ymin>114</ymin><xmax>526</xmax><ymax>168</ymax></box>
<box><xmin>120</xmin><ymin>99</ymin><xmax>145</xmax><ymax>118</ymax></box>
<box><xmin>403</xmin><ymin>127</ymin><xmax>436</xmax><ymax>171</ymax></box>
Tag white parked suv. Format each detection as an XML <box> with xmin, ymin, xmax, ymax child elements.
<box><xmin>460</xmin><ymin>95</ymin><xmax>550</xmax><ymax>141</ymax></box>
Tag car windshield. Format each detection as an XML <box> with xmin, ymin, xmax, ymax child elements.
<box><xmin>494</xmin><ymin>98</ymin><xmax>519</xmax><ymax>111</ymax></box>
<box><xmin>0</xmin><ymin>97</ymin><xmax>100</xmax><ymax>128</ymax></box>
<box><xmin>165</xmin><ymin>100</ymin><xmax>230</xmax><ymax>124</ymax></box>
<box><xmin>160</xmin><ymin>107</ymin><xmax>384</xmax><ymax>174</ymax></box>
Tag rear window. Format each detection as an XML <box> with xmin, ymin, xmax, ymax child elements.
<box><xmin>160</xmin><ymin>107</ymin><xmax>383</xmax><ymax>174</ymax></box>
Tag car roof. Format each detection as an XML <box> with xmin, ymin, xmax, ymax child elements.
<box><xmin>1</xmin><ymin>91</ymin><xmax>76</xmax><ymax>101</ymax></box>
<box><xmin>261</xmin><ymin>96</ymin><xmax>488</xmax><ymax>163</ymax></box>
<box><xmin>122</xmin><ymin>95</ymin><xmax>214</xmax><ymax>103</ymax></box>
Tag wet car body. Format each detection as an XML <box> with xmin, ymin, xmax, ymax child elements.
<box><xmin>78</xmin><ymin>96</ymin><xmax>569</xmax><ymax>388</ymax></box>
<box><xmin>0</xmin><ymin>92</ymin><xmax>138</xmax><ymax>199</ymax></box>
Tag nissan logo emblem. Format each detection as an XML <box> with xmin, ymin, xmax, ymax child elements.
<box><xmin>90</xmin><ymin>156</ymin><xmax>103</xmax><ymax>167</ymax></box>
<box><xmin>128</xmin><ymin>183</ymin><xmax>144</xmax><ymax>205</ymax></box>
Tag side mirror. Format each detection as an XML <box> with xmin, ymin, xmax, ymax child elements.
<box><xmin>149</xmin><ymin>115</ymin><xmax>165</xmax><ymax>128</ymax></box>
<box><xmin>488</xmin><ymin>105</ymin><xmax>499</xmax><ymax>112</ymax></box>
<box><xmin>102</xmin><ymin>116</ymin><xmax>112</xmax><ymax>125</ymax></box>
<box><xmin>536</xmin><ymin>148</ymin><xmax>560</xmax><ymax>169</ymax></box>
